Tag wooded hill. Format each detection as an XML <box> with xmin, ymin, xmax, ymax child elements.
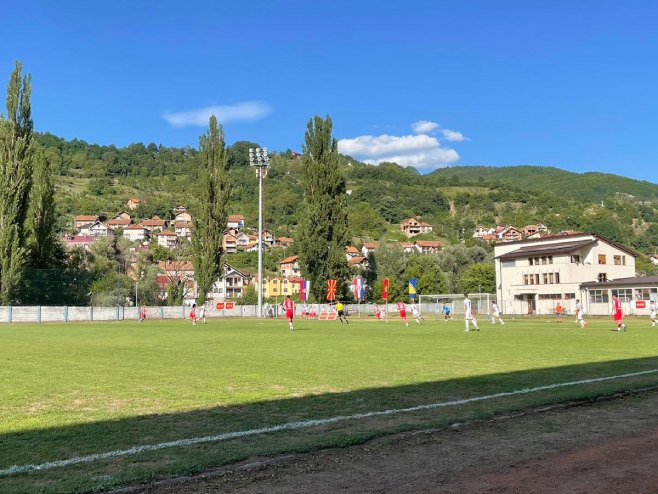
<box><xmin>37</xmin><ymin>132</ymin><xmax>658</xmax><ymax>256</ymax></box>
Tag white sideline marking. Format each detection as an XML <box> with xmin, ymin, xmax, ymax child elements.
<box><xmin>2</xmin><ymin>368</ymin><xmax>657</xmax><ymax>477</ymax></box>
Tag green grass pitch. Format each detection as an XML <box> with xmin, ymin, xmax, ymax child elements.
<box><xmin>2</xmin><ymin>315</ymin><xmax>658</xmax><ymax>493</ymax></box>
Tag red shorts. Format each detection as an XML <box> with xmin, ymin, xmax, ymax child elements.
<box><xmin>399</xmin><ymin>310</ymin><xmax>407</xmax><ymax>319</ymax></box>
<box><xmin>614</xmin><ymin>310</ymin><xmax>622</xmax><ymax>322</ymax></box>
<box><xmin>190</xmin><ymin>312</ymin><xmax>196</xmax><ymax>321</ymax></box>
<box><xmin>286</xmin><ymin>309</ymin><xmax>294</xmax><ymax>320</ymax></box>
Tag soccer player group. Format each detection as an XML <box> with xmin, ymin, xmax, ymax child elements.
<box><xmin>178</xmin><ymin>293</ymin><xmax>658</xmax><ymax>333</ymax></box>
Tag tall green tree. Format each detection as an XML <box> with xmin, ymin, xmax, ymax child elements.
<box><xmin>0</xmin><ymin>61</ymin><xmax>34</xmax><ymax>303</ymax></box>
<box><xmin>297</xmin><ymin>115</ymin><xmax>350</xmax><ymax>301</ymax></box>
<box><xmin>27</xmin><ymin>151</ymin><xmax>65</xmax><ymax>268</ymax></box>
<box><xmin>192</xmin><ymin>116</ymin><xmax>230</xmax><ymax>304</ymax></box>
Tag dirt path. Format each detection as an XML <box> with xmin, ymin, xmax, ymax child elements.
<box><xmin>121</xmin><ymin>389</ymin><xmax>658</xmax><ymax>493</ymax></box>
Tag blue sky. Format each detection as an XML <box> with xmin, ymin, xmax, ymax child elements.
<box><xmin>1</xmin><ymin>1</ymin><xmax>657</xmax><ymax>181</ymax></box>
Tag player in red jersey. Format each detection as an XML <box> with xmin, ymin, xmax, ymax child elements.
<box><xmin>190</xmin><ymin>303</ymin><xmax>196</xmax><ymax>325</ymax></box>
<box><xmin>397</xmin><ymin>300</ymin><xmax>408</xmax><ymax>327</ymax></box>
<box><xmin>612</xmin><ymin>294</ymin><xmax>627</xmax><ymax>332</ymax></box>
<box><xmin>283</xmin><ymin>295</ymin><xmax>295</xmax><ymax>332</ymax></box>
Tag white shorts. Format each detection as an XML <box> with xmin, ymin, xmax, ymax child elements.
<box><xmin>464</xmin><ymin>310</ymin><xmax>472</xmax><ymax>320</ymax></box>
<box><xmin>651</xmin><ymin>311</ymin><xmax>657</xmax><ymax>318</ymax></box>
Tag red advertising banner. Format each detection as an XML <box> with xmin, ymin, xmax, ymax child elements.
<box><xmin>327</xmin><ymin>279</ymin><xmax>337</xmax><ymax>301</ymax></box>
<box><xmin>382</xmin><ymin>277</ymin><xmax>389</xmax><ymax>301</ymax></box>
<box><xmin>636</xmin><ymin>300</ymin><xmax>646</xmax><ymax>309</ymax></box>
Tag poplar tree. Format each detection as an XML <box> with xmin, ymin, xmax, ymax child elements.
<box><xmin>0</xmin><ymin>62</ymin><xmax>34</xmax><ymax>303</ymax></box>
<box><xmin>192</xmin><ymin>116</ymin><xmax>230</xmax><ymax>304</ymax></box>
<box><xmin>27</xmin><ymin>151</ymin><xmax>65</xmax><ymax>269</ymax></box>
<box><xmin>298</xmin><ymin>115</ymin><xmax>350</xmax><ymax>301</ymax></box>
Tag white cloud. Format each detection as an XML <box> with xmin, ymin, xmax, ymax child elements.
<box><xmin>162</xmin><ymin>101</ymin><xmax>272</xmax><ymax>128</ymax></box>
<box><xmin>411</xmin><ymin>120</ymin><xmax>439</xmax><ymax>134</ymax></box>
<box><xmin>442</xmin><ymin>129</ymin><xmax>468</xmax><ymax>142</ymax></box>
<box><xmin>338</xmin><ymin>134</ymin><xmax>459</xmax><ymax>171</ymax></box>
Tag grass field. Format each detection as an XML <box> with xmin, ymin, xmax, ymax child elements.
<box><xmin>2</xmin><ymin>315</ymin><xmax>658</xmax><ymax>493</ymax></box>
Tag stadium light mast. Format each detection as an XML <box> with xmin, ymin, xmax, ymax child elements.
<box><xmin>249</xmin><ymin>147</ymin><xmax>270</xmax><ymax>318</ymax></box>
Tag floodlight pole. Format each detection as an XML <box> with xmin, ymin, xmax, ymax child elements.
<box><xmin>249</xmin><ymin>148</ymin><xmax>269</xmax><ymax>318</ymax></box>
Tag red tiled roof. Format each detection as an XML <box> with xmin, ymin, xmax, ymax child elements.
<box><xmin>74</xmin><ymin>215</ymin><xmax>99</xmax><ymax>222</ymax></box>
<box><xmin>415</xmin><ymin>241</ymin><xmax>443</xmax><ymax>247</ymax></box>
<box><xmin>279</xmin><ymin>255</ymin><xmax>299</xmax><ymax>264</ymax></box>
<box><xmin>157</xmin><ymin>230</ymin><xmax>177</xmax><ymax>236</ymax></box>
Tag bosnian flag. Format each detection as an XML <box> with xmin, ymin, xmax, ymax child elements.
<box><xmin>300</xmin><ymin>279</ymin><xmax>310</xmax><ymax>302</ymax></box>
<box><xmin>352</xmin><ymin>277</ymin><xmax>364</xmax><ymax>300</ymax></box>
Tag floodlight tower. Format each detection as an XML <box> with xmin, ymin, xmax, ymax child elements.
<box><xmin>249</xmin><ymin>147</ymin><xmax>270</xmax><ymax>318</ymax></box>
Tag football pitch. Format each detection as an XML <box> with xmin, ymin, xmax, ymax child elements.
<box><xmin>2</xmin><ymin>316</ymin><xmax>658</xmax><ymax>493</ymax></box>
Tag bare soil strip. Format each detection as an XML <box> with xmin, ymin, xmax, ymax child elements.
<box><xmin>117</xmin><ymin>389</ymin><xmax>658</xmax><ymax>493</ymax></box>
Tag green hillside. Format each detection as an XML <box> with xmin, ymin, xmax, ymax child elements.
<box><xmin>35</xmin><ymin>133</ymin><xmax>658</xmax><ymax>257</ymax></box>
<box><xmin>429</xmin><ymin>165</ymin><xmax>658</xmax><ymax>201</ymax></box>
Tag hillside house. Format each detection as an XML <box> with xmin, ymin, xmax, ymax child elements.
<box><xmin>415</xmin><ymin>240</ymin><xmax>444</xmax><ymax>254</ymax></box>
<box><xmin>361</xmin><ymin>243</ymin><xmax>378</xmax><ymax>257</ymax></box>
<box><xmin>142</xmin><ymin>216</ymin><xmax>167</xmax><ymax>233</ymax></box>
<box><xmin>346</xmin><ymin>246</ymin><xmax>361</xmax><ymax>259</ymax></box>
<box><xmin>222</xmin><ymin>232</ymin><xmax>238</xmax><ymax>254</ymax></box>
<box><xmin>400</xmin><ymin>218</ymin><xmax>434</xmax><ymax>238</ymax></box>
<box><xmin>209</xmin><ymin>264</ymin><xmax>251</xmax><ymax>300</ymax></box>
<box><xmin>349</xmin><ymin>256</ymin><xmax>369</xmax><ymax>269</ymax></box>
<box><xmin>63</xmin><ymin>234</ymin><xmax>96</xmax><ymax>251</ymax></box>
<box><xmin>107</xmin><ymin>212</ymin><xmax>132</xmax><ymax>229</ymax></box>
<box><xmin>174</xmin><ymin>221</ymin><xmax>192</xmax><ymax>238</ymax></box>
<box><xmin>80</xmin><ymin>221</ymin><xmax>115</xmax><ymax>237</ymax></box>
<box><xmin>227</xmin><ymin>214</ymin><xmax>245</xmax><ymax>230</ymax></box>
<box><xmin>174</xmin><ymin>211</ymin><xmax>192</xmax><ymax>224</ymax></box>
<box><xmin>279</xmin><ymin>255</ymin><xmax>300</xmax><ymax>277</ymax></box>
<box><xmin>126</xmin><ymin>198</ymin><xmax>142</xmax><ymax>210</ymax></box>
<box><xmin>156</xmin><ymin>230</ymin><xmax>178</xmax><ymax>248</ymax></box>
<box><xmin>74</xmin><ymin>215</ymin><xmax>99</xmax><ymax>230</ymax></box>
<box><xmin>123</xmin><ymin>224</ymin><xmax>150</xmax><ymax>243</ymax></box>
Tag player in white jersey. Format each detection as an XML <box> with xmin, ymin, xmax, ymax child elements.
<box><xmin>490</xmin><ymin>302</ymin><xmax>505</xmax><ymax>325</ymax></box>
<box><xmin>463</xmin><ymin>293</ymin><xmax>479</xmax><ymax>332</ymax></box>
<box><xmin>575</xmin><ymin>299</ymin><xmax>588</xmax><ymax>328</ymax></box>
<box><xmin>650</xmin><ymin>300</ymin><xmax>657</xmax><ymax>327</ymax></box>
<box><xmin>411</xmin><ymin>303</ymin><xmax>422</xmax><ymax>325</ymax></box>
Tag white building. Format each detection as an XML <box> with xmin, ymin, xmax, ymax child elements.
<box><xmin>208</xmin><ymin>264</ymin><xmax>250</xmax><ymax>301</ymax></box>
<box><xmin>580</xmin><ymin>276</ymin><xmax>658</xmax><ymax>317</ymax></box>
<box><xmin>122</xmin><ymin>224</ymin><xmax>150</xmax><ymax>243</ymax></box>
<box><xmin>494</xmin><ymin>233</ymin><xmax>637</xmax><ymax>315</ymax></box>
<box><xmin>156</xmin><ymin>230</ymin><xmax>178</xmax><ymax>248</ymax></box>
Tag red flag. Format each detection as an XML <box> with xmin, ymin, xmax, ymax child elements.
<box><xmin>327</xmin><ymin>279</ymin><xmax>337</xmax><ymax>301</ymax></box>
<box><xmin>382</xmin><ymin>277</ymin><xmax>389</xmax><ymax>301</ymax></box>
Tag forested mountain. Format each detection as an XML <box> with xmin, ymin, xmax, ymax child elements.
<box><xmin>36</xmin><ymin>133</ymin><xmax>658</xmax><ymax>255</ymax></box>
<box><xmin>429</xmin><ymin>165</ymin><xmax>658</xmax><ymax>201</ymax></box>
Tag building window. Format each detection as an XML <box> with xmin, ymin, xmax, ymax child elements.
<box><xmin>635</xmin><ymin>288</ymin><xmax>658</xmax><ymax>300</ymax></box>
<box><xmin>543</xmin><ymin>273</ymin><xmax>548</xmax><ymax>284</ymax></box>
<box><xmin>548</xmin><ymin>256</ymin><xmax>553</xmax><ymax>264</ymax></box>
<box><xmin>611</xmin><ymin>289</ymin><xmax>632</xmax><ymax>302</ymax></box>
<box><xmin>555</xmin><ymin>272</ymin><xmax>560</xmax><ymax>284</ymax></box>
<box><xmin>548</xmin><ymin>273</ymin><xmax>554</xmax><ymax>284</ymax></box>
<box><xmin>590</xmin><ymin>289</ymin><xmax>609</xmax><ymax>304</ymax></box>
<box><xmin>541</xmin><ymin>256</ymin><xmax>547</xmax><ymax>265</ymax></box>
<box><xmin>538</xmin><ymin>294</ymin><xmax>561</xmax><ymax>300</ymax></box>
<box><xmin>598</xmin><ymin>273</ymin><xmax>608</xmax><ymax>282</ymax></box>
<box><xmin>614</xmin><ymin>255</ymin><xmax>622</xmax><ymax>266</ymax></box>
<box><xmin>598</xmin><ymin>254</ymin><xmax>607</xmax><ymax>265</ymax></box>
<box><xmin>534</xmin><ymin>274</ymin><xmax>540</xmax><ymax>285</ymax></box>
<box><xmin>571</xmin><ymin>255</ymin><xmax>581</xmax><ymax>263</ymax></box>
<box><xmin>523</xmin><ymin>275</ymin><xmax>529</xmax><ymax>285</ymax></box>
<box><xmin>564</xmin><ymin>293</ymin><xmax>576</xmax><ymax>299</ymax></box>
